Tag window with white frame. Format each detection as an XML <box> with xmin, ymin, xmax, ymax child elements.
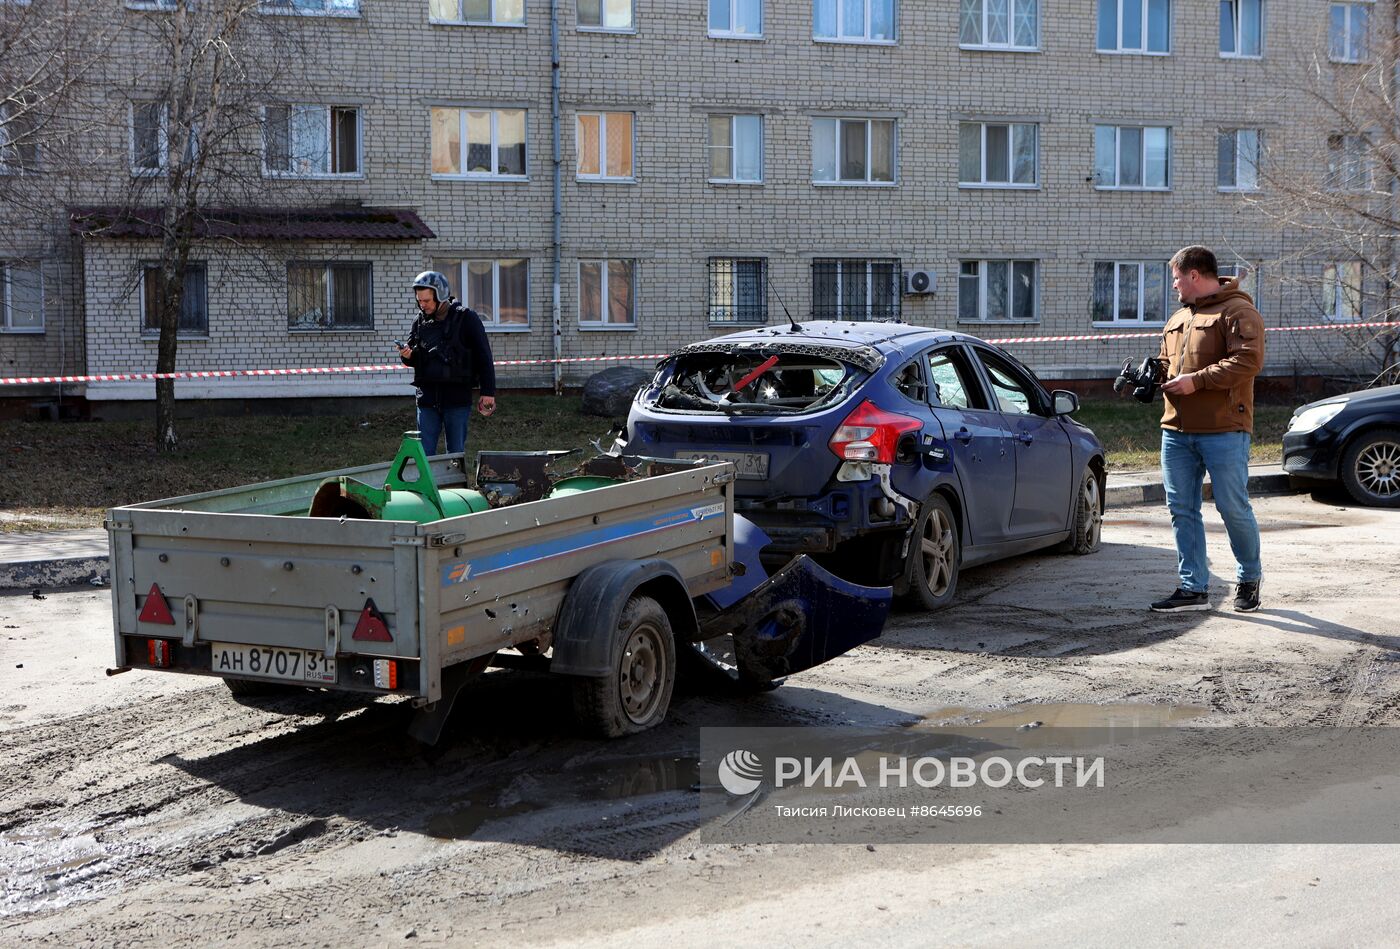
<box><xmin>958</xmin><ymin>259</ymin><xmax>1037</xmax><ymax>322</ymax></box>
<box><xmin>1094</xmin><ymin>125</ymin><xmax>1170</xmax><ymax>189</ymax></box>
<box><xmin>431</xmin><ymin>107</ymin><xmax>527</xmax><ymax>178</ymax></box>
<box><xmin>1097</xmin><ymin>0</ymin><xmax>1169</xmax><ymax>52</ymax></box>
<box><xmin>577</xmin><ymin>0</ymin><xmax>632</xmax><ymax>30</ymax></box>
<box><xmin>287</xmin><ymin>262</ymin><xmax>372</xmax><ymax>329</ymax></box>
<box><xmin>125</xmin><ymin>0</ymin><xmax>178</xmax><ymax>8</ymax></box>
<box><xmin>1325</xmin><ymin>133</ymin><xmax>1371</xmax><ymax>191</ymax></box>
<box><xmin>260</xmin><ymin>0</ymin><xmax>359</xmax><ymax>15</ymax></box>
<box><xmin>1</xmin><ymin>261</ymin><xmax>42</xmax><ymax>332</ymax></box>
<box><xmin>1217</xmin><ymin>129</ymin><xmax>1261</xmax><ymax>190</ymax></box>
<box><xmin>812</xmin><ymin>258</ymin><xmax>901</xmax><ymax>321</ymax></box>
<box><xmin>264</xmin><ymin>105</ymin><xmax>360</xmax><ymax>176</ymax></box>
<box><xmin>1092</xmin><ymin>260</ymin><xmax>1170</xmax><ymax>323</ymax></box>
<box><xmin>1217</xmin><ymin>260</ymin><xmax>1258</xmax><ymax>301</ymax></box>
<box><xmin>812</xmin><ymin>118</ymin><xmax>895</xmax><ymax>184</ymax></box>
<box><xmin>813</xmin><ymin>0</ymin><xmax>896</xmax><ymax>42</ymax></box>
<box><xmin>579</xmin><ymin>259</ymin><xmax>635</xmax><ymax>326</ymax></box>
<box><xmin>710</xmin><ymin>0</ymin><xmax>762</xmax><ymax>36</ymax></box>
<box><xmin>430</xmin><ymin>0</ymin><xmax>524</xmax><ymax>24</ymax></box>
<box><xmin>708</xmin><ymin>258</ymin><xmax>767</xmax><ymax>323</ymax></box>
<box><xmin>708</xmin><ymin>115</ymin><xmax>762</xmax><ymax>183</ymax></box>
<box><xmin>959</xmin><ymin>0</ymin><xmax>1038</xmax><ymax>50</ymax></box>
<box><xmin>959</xmin><ymin>122</ymin><xmax>1037</xmax><ymax>186</ymax></box>
<box><xmin>1322</xmin><ymin>261</ymin><xmax>1362</xmax><ymax>320</ymax></box>
<box><xmin>0</xmin><ymin>108</ymin><xmax>38</xmax><ymax>173</ymax></box>
<box><xmin>142</xmin><ymin>263</ymin><xmax>208</xmax><ymax>336</ymax></box>
<box><xmin>576</xmin><ymin>112</ymin><xmax>633</xmax><ymax>180</ymax></box>
<box><xmin>131</xmin><ymin>102</ymin><xmax>167</xmax><ymax>174</ymax></box>
<box><xmin>1220</xmin><ymin>0</ymin><xmax>1262</xmax><ymax>56</ymax></box>
<box><xmin>1329</xmin><ymin>2</ymin><xmax>1369</xmax><ymax>62</ymax></box>
<box><xmin>432</xmin><ymin>257</ymin><xmax>530</xmax><ymax>327</ymax></box>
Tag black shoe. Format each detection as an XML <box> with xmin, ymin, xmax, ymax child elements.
<box><xmin>1150</xmin><ymin>588</ymin><xmax>1210</xmax><ymax>612</ymax></box>
<box><xmin>1233</xmin><ymin>580</ymin><xmax>1261</xmax><ymax>613</ymax></box>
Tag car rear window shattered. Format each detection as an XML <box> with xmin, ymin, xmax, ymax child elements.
<box><xmin>647</xmin><ymin>350</ymin><xmax>864</xmax><ymax>414</ymax></box>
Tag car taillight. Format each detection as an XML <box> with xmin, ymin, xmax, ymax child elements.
<box><xmin>828</xmin><ymin>400</ymin><xmax>922</xmax><ymax>463</ymax></box>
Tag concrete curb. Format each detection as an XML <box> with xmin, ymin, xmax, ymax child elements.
<box><xmin>0</xmin><ymin>557</ymin><xmax>108</xmax><ymax>592</ymax></box>
<box><xmin>1106</xmin><ymin>471</ymin><xmax>1297</xmax><ymax>508</ymax></box>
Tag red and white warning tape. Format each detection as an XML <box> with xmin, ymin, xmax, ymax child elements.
<box><xmin>1</xmin><ymin>322</ymin><xmax>1392</xmax><ymax>387</ymax></box>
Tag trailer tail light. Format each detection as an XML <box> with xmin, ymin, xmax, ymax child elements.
<box><xmin>828</xmin><ymin>401</ymin><xmax>922</xmax><ymax>463</ymax></box>
<box><xmin>147</xmin><ymin>638</ymin><xmax>173</xmax><ymax>668</ymax></box>
<box><xmin>373</xmin><ymin>659</ymin><xmax>398</xmax><ymax>690</ymax></box>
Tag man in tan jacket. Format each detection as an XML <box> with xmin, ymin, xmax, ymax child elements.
<box><xmin>1150</xmin><ymin>246</ymin><xmax>1265</xmax><ymax>614</ymax></box>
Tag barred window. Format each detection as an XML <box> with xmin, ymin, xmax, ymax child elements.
<box><xmin>811</xmin><ymin>258</ymin><xmax>901</xmax><ymax>321</ymax></box>
<box><xmin>287</xmin><ymin>262</ymin><xmax>372</xmax><ymax>329</ymax></box>
<box><xmin>708</xmin><ymin>258</ymin><xmax>767</xmax><ymax>324</ymax></box>
<box><xmin>142</xmin><ymin>263</ymin><xmax>208</xmax><ymax>335</ymax></box>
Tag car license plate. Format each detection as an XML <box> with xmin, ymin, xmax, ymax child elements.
<box><xmin>675</xmin><ymin>450</ymin><xmax>770</xmax><ymax>481</ymax></box>
<box><xmin>211</xmin><ymin>642</ymin><xmax>337</xmax><ymax>684</ymax></box>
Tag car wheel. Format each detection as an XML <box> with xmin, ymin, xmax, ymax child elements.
<box><xmin>573</xmin><ymin>595</ymin><xmax>676</xmax><ymax>737</ymax></box>
<box><xmin>1339</xmin><ymin>427</ymin><xmax>1400</xmax><ymax>508</ymax></box>
<box><xmin>898</xmin><ymin>494</ymin><xmax>959</xmax><ymax>611</ymax></box>
<box><xmin>684</xmin><ymin>633</ymin><xmax>780</xmax><ymax>693</ymax></box>
<box><xmin>1057</xmin><ymin>466</ymin><xmax>1103</xmax><ymax>555</ymax></box>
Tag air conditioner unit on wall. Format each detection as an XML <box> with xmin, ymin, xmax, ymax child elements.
<box><xmin>904</xmin><ymin>268</ymin><xmax>936</xmax><ymax>295</ymax></box>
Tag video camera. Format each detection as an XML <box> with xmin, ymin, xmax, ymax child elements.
<box><xmin>1113</xmin><ymin>355</ymin><xmax>1167</xmax><ymax>403</ymax></box>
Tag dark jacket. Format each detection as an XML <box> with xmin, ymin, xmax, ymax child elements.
<box><xmin>1157</xmin><ymin>276</ymin><xmax>1265</xmax><ymax>434</ymax></box>
<box><xmin>402</xmin><ymin>302</ymin><xmax>496</xmax><ymax>408</ymax></box>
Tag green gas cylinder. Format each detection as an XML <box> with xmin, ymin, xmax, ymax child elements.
<box><xmin>308</xmin><ymin>433</ymin><xmax>490</xmax><ymax>523</ymax></box>
<box><xmin>545</xmin><ymin>475</ymin><xmax>622</xmax><ymax>498</ymax></box>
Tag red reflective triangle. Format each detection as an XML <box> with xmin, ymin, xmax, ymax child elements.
<box><xmin>138</xmin><ymin>583</ymin><xmax>175</xmax><ymax>625</ymax></box>
<box><xmin>352</xmin><ymin>597</ymin><xmax>392</xmax><ymax>642</ymax></box>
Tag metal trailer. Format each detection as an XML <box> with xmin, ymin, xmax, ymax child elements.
<box><xmin>107</xmin><ymin>448</ymin><xmax>891</xmax><ymax>742</ymax></box>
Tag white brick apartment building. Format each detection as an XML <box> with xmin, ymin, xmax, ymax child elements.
<box><xmin>0</xmin><ymin>0</ymin><xmax>1382</xmax><ymax>410</ymax></box>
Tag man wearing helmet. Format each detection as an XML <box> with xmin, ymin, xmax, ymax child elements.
<box><xmin>398</xmin><ymin>271</ymin><xmax>497</xmax><ymax>455</ymax></box>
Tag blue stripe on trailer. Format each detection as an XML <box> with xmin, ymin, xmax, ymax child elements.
<box><xmin>440</xmin><ymin>502</ymin><xmax>725</xmax><ymax>587</ymax></box>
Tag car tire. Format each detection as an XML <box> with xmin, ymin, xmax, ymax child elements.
<box><xmin>1339</xmin><ymin>427</ymin><xmax>1400</xmax><ymax>508</ymax></box>
<box><xmin>1056</xmin><ymin>466</ymin><xmax>1104</xmax><ymax>555</ymax></box>
<box><xmin>573</xmin><ymin>595</ymin><xmax>677</xmax><ymax>738</ymax></box>
<box><xmin>683</xmin><ymin>632</ymin><xmax>781</xmax><ymax>694</ymax></box>
<box><xmin>898</xmin><ymin>494</ymin><xmax>959</xmax><ymax>612</ymax></box>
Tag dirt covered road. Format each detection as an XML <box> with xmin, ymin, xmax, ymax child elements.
<box><xmin>2</xmin><ymin>492</ymin><xmax>1398</xmax><ymax>947</ymax></box>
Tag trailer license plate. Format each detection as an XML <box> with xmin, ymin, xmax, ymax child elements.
<box><xmin>211</xmin><ymin>643</ymin><xmax>337</xmax><ymax>684</ymax></box>
<box><xmin>675</xmin><ymin>450</ymin><xmax>769</xmax><ymax>480</ymax></box>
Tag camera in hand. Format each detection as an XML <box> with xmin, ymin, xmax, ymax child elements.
<box><xmin>1113</xmin><ymin>355</ymin><xmax>1167</xmax><ymax>403</ymax></box>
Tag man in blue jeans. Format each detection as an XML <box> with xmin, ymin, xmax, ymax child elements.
<box><xmin>1151</xmin><ymin>246</ymin><xmax>1265</xmax><ymax>613</ymax></box>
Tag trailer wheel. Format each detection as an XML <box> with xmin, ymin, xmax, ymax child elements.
<box><xmin>573</xmin><ymin>595</ymin><xmax>676</xmax><ymax>737</ymax></box>
<box><xmin>223</xmin><ymin>677</ymin><xmax>298</xmax><ymax>698</ymax></box>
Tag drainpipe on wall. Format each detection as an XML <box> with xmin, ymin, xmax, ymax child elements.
<box><xmin>550</xmin><ymin>0</ymin><xmax>563</xmax><ymax>395</ymax></box>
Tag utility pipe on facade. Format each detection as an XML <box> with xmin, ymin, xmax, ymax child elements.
<box><xmin>550</xmin><ymin>0</ymin><xmax>563</xmax><ymax>395</ymax></box>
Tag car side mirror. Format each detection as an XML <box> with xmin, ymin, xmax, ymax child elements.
<box><xmin>1052</xmin><ymin>390</ymin><xmax>1079</xmax><ymax>416</ymax></box>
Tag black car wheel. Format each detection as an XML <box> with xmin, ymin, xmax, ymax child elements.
<box><xmin>1339</xmin><ymin>427</ymin><xmax>1400</xmax><ymax>508</ymax></box>
<box><xmin>1056</xmin><ymin>466</ymin><xmax>1103</xmax><ymax>555</ymax></box>
<box><xmin>899</xmin><ymin>494</ymin><xmax>959</xmax><ymax>611</ymax></box>
<box><xmin>573</xmin><ymin>595</ymin><xmax>676</xmax><ymax>737</ymax></box>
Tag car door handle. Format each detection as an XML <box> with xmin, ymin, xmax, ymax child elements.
<box><xmin>1016</xmin><ymin>432</ymin><xmax>1034</xmax><ymax>445</ymax></box>
<box><xmin>954</xmin><ymin>429</ymin><xmax>974</xmax><ymax>443</ymax></box>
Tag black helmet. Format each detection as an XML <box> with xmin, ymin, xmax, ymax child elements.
<box><xmin>412</xmin><ymin>270</ymin><xmax>452</xmax><ymax>304</ymax></box>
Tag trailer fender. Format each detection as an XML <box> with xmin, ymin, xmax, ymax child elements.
<box><xmin>551</xmin><ymin>559</ymin><xmax>699</xmax><ymax>677</ymax></box>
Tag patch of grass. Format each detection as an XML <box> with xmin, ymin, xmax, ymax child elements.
<box><xmin>0</xmin><ymin>394</ymin><xmax>1296</xmax><ymax>528</ymax></box>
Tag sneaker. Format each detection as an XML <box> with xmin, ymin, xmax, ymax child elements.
<box><xmin>1150</xmin><ymin>588</ymin><xmax>1210</xmax><ymax>612</ymax></box>
<box><xmin>1233</xmin><ymin>580</ymin><xmax>1262</xmax><ymax>613</ymax></box>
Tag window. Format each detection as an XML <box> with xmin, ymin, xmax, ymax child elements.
<box><xmin>131</xmin><ymin>102</ymin><xmax>167</xmax><ymax>174</ymax></box>
<box><xmin>708</xmin><ymin>258</ymin><xmax>767</xmax><ymax>323</ymax></box>
<box><xmin>1091</xmin><ymin>260</ymin><xmax>1170</xmax><ymax>323</ymax></box>
<box><xmin>261</xmin><ymin>0</ymin><xmax>359</xmax><ymax>14</ymax></box>
<box><xmin>430</xmin><ymin>0</ymin><xmax>524</xmax><ymax>24</ymax></box>
<box><xmin>708</xmin><ymin>115</ymin><xmax>762</xmax><ymax>183</ymax></box>
<box><xmin>431</xmin><ymin>107</ymin><xmax>526</xmax><ymax>178</ymax></box>
<box><xmin>978</xmin><ymin>350</ymin><xmax>1036</xmax><ymax>415</ymax></box>
<box><xmin>126</xmin><ymin>0</ymin><xmax>179</xmax><ymax>8</ymax></box>
<box><xmin>812</xmin><ymin>118</ymin><xmax>895</xmax><ymax>184</ymax></box>
<box><xmin>141</xmin><ymin>264</ymin><xmax>208</xmax><ymax>336</ymax></box>
<box><xmin>1323</xmin><ymin>262</ymin><xmax>1362</xmax><ymax>321</ymax></box>
<box><xmin>1094</xmin><ymin>125</ymin><xmax>1170</xmax><ymax>189</ymax></box>
<box><xmin>1097</xmin><ymin>0</ymin><xmax>1169</xmax><ymax>53</ymax></box>
<box><xmin>1220</xmin><ymin>0</ymin><xmax>1262</xmax><ymax>56</ymax></box>
<box><xmin>926</xmin><ymin>348</ymin><xmax>987</xmax><ymax>410</ymax></box>
<box><xmin>1329</xmin><ymin>2</ymin><xmax>1369</xmax><ymax>62</ymax></box>
<box><xmin>813</xmin><ymin>0</ymin><xmax>895</xmax><ymax>42</ymax></box>
<box><xmin>576</xmin><ymin>112</ymin><xmax>633</xmax><ymax>180</ymax></box>
<box><xmin>811</xmin><ymin>258</ymin><xmax>901</xmax><ymax>321</ymax></box>
<box><xmin>959</xmin><ymin>122</ymin><xmax>1037</xmax><ymax>186</ymax></box>
<box><xmin>1</xmin><ymin>261</ymin><xmax>42</xmax><ymax>332</ymax></box>
<box><xmin>0</xmin><ymin>108</ymin><xmax>37</xmax><ymax>173</ymax></box>
<box><xmin>958</xmin><ymin>259</ymin><xmax>1037</xmax><ymax>322</ymax></box>
<box><xmin>1217</xmin><ymin>129</ymin><xmax>1261</xmax><ymax>190</ymax></box>
<box><xmin>264</xmin><ymin>105</ymin><xmax>360</xmax><ymax>176</ymax></box>
<box><xmin>432</xmin><ymin>257</ymin><xmax>529</xmax><ymax>328</ymax></box>
<box><xmin>1217</xmin><ymin>260</ymin><xmax>1258</xmax><ymax>300</ymax></box>
<box><xmin>1326</xmin><ymin>133</ymin><xmax>1371</xmax><ymax>191</ymax></box>
<box><xmin>710</xmin><ymin>0</ymin><xmax>762</xmax><ymax>36</ymax></box>
<box><xmin>579</xmin><ymin>259</ymin><xmax>635</xmax><ymax>327</ymax></box>
<box><xmin>287</xmin><ymin>262</ymin><xmax>372</xmax><ymax>329</ymax></box>
<box><xmin>577</xmin><ymin>0</ymin><xmax>632</xmax><ymax>30</ymax></box>
<box><xmin>959</xmin><ymin>0</ymin><xmax>1038</xmax><ymax>50</ymax></box>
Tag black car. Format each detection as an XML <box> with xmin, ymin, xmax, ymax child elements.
<box><xmin>1282</xmin><ymin>384</ymin><xmax>1400</xmax><ymax>507</ymax></box>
